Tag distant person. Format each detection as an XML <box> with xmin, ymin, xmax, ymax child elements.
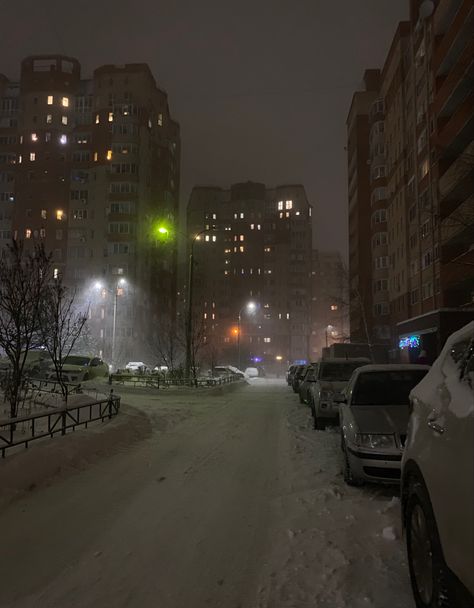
<box><xmin>417</xmin><ymin>350</ymin><xmax>428</xmax><ymax>365</ymax></box>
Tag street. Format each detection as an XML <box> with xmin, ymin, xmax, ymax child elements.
<box><xmin>0</xmin><ymin>380</ymin><xmax>413</xmax><ymax>608</ymax></box>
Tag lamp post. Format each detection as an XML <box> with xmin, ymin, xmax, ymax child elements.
<box><xmin>94</xmin><ymin>277</ymin><xmax>126</xmax><ymax>371</ymax></box>
<box><xmin>237</xmin><ymin>301</ymin><xmax>257</xmax><ymax>370</ymax></box>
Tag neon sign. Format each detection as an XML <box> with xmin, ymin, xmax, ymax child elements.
<box><xmin>399</xmin><ymin>335</ymin><xmax>420</xmax><ymax>350</ymax></box>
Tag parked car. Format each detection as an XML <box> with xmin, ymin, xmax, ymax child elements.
<box><xmin>244</xmin><ymin>367</ymin><xmax>259</xmax><ymax>378</ymax></box>
<box><xmin>125</xmin><ymin>361</ymin><xmax>148</xmax><ymax>373</ymax></box>
<box><xmin>298</xmin><ymin>364</ymin><xmax>317</xmax><ymax>404</ymax></box>
<box><xmin>47</xmin><ymin>355</ymin><xmax>109</xmax><ymax>383</ymax></box>
<box><xmin>308</xmin><ymin>358</ymin><xmax>370</xmax><ymax>429</ymax></box>
<box><xmin>291</xmin><ymin>365</ymin><xmax>309</xmax><ymax>393</ymax></box>
<box><xmin>0</xmin><ymin>349</ymin><xmax>51</xmax><ymax>378</ymax></box>
<box><xmin>338</xmin><ymin>364</ymin><xmax>429</xmax><ymax>486</ymax></box>
<box><xmin>402</xmin><ymin>322</ymin><xmax>474</xmax><ymax>608</ymax></box>
<box><xmin>286</xmin><ymin>365</ymin><xmax>297</xmax><ymax>385</ymax></box>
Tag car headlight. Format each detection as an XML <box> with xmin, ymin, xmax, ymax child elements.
<box><xmin>320</xmin><ymin>390</ymin><xmax>333</xmax><ymax>400</ymax></box>
<box><xmin>355</xmin><ymin>433</ymin><xmax>395</xmax><ymax>449</ymax></box>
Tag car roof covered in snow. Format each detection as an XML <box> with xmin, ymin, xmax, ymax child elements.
<box><xmin>352</xmin><ymin>364</ymin><xmax>430</xmax><ymax>375</ymax></box>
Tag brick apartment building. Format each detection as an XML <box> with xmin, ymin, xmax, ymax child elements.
<box><xmin>0</xmin><ymin>56</ymin><xmax>180</xmax><ymax>366</ymax></box>
<box><xmin>347</xmin><ymin>0</ymin><xmax>473</xmax><ymax>363</ymax></box>
<box><xmin>186</xmin><ymin>182</ymin><xmax>313</xmax><ymax>370</ymax></box>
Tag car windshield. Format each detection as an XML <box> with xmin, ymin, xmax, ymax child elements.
<box><xmin>352</xmin><ymin>370</ymin><xmax>429</xmax><ymax>405</ymax></box>
<box><xmin>319</xmin><ymin>362</ymin><xmax>366</xmax><ymax>381</ymax></box>
<box><xmin>63</xmin><ymin>356</ymin><xmax>91</xmax><ymax>366</ymax></box>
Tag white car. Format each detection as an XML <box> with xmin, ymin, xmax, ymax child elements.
<box><xmin>125</xmin><ymin>361</ymin><xmax>147</xmax><ymax>373</ymax></box>
<box><xmin>402</xmin><ymin>322</ymin><xmax>474</xmax><ymax>608</ymax></box>
<box><xmin>244</xmin><ymin>367</ymin><xmax>259</xmax><ymax>378</ymax></box>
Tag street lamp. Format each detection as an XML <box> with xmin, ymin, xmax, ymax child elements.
<box><xmin>94</xmin><ymin>277</ymin><xmax>126</xmax><ymax>370</ymax></box>
<box><xmin>238</xmin><ymin>301</ymin><xmax>257</xmax><ymax>370</ymax></box>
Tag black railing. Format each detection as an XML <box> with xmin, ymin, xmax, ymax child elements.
<box><xmin>0</xmin><ymin>392</ymin><xmax>120</xmax><ymax>458</ymax></box>
<box><xmin>109</xmin><ymin>373</ymin><xmax>242</xmax><ymax>388</ymax></box>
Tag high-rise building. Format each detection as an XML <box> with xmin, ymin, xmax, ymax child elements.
<box><xmin>347</xmin><ymin>1</ymin><xmax>473</xmax><ymax>362</ymax></box>
<box><xmin>186</xmin><ymin>182</ymin><xmax>313</xmax><ymax>369</ymax></box>
<box><xmin>346</xmin><ymin>69</ymin><xmax>381</xmax><ymax>345</ymax></box>
<box><xmin>0</xmin><ymin>56</ymin><xmax>180</xmax><ymax>365</ymax></box>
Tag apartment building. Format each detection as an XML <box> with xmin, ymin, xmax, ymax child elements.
<box><xmin>0</xmin><ymin>56</ymin><xmax>180</xmax><ymax>366</ymax></box>
<box><xmin>346</xmin><ymin>69</ymin><xmax>381</xmax><ymax>345</ymax></box>
<box><xmin>347</xmin><ymin>0</ymin><xmax>473</xmax><ymax>362</ymax></box>
<box><xmin>310</xmin><ymin>249</ymin><xmax>349</xmax><ymax>360</ymax></box>
<box><xmin>186</xmin><ymin>182</ymin><xmax>313</xmax><ymax>369</ymax></box>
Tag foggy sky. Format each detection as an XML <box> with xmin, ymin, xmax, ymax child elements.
<box><xmin>1</xmin><ymin>0</ymin><xmax>407</xmax><ymax>258</ymax></box>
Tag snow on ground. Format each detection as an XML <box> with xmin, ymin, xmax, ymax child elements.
<box><xmin>256</xmin><ymin>381</ymin><xmax>415</xmax><ymax>608</ymax></box>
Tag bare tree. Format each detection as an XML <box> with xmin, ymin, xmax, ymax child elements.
<box><xmin>147</xmin><ymin>315</ymin><xmax>182</xmax><ymax>372</ymax></box>
<box><xmin>39</xmin><ymin>277</ymin><xmax>88</xmax><ymax>401</ymax></box>
<box><xmin>0</xmin><ymin>241</ymin><xmax>51</xmax><ymax>418</ymax></box>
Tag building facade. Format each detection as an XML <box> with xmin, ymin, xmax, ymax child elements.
<box><xmin>0</xmin><ymin>56</ymin><xmax>180</xmax><ymax>366</ymax></box>
<box><xmin>347</xmin><ymin>0</ymin><xmax>474</xmax><ymax>363</ymax></box>
<box><xmin>186</xmin><ymin>182</ymin><xmax>313</xmax><ymax>370</ymax></box>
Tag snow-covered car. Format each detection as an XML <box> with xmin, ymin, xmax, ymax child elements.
<box><xmin>339</xmin><ymin>364</ymin><xmax>429</xmax><ymax>486</ymax></box>
<box><xmin>298</xmin><ymin>365</ymin><xmax>317</xmax><ymax>404</ymax></box>
<box><xmin>0</xmin><ymin>350</ymin><xmax>51</xmax><ymax>377</ymax></box>
<box><xmin>286</xmin><ymin>364</ymin><xmax>297</xmax><ymax>385</ymax></box>
<box><xmin>125</xmin><ymin>361</ymin><xmax>147</xmax><ymax>373</ymax></box>
<box><xmin>47</xmin><ymin>355</ymin><xmax>109</xmax><ymax>383</ymax></box>
<box><xmin>402</xmin><ymin>322</ymin><xmax>474</xmax><ymax>608</ymax></box>
<box><xmin>308</xmin><ymin>358</ymin><xmax>370</xmax><ymax>429</ymax></box>
<box><xmin>244</xmin><ymin>367</ymin><xmax>259</xmax><ymax>378</ymax></box>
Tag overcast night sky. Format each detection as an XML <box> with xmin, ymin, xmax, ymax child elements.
<box><xmin>1</xmin><ymin>0</ymin><xmax>408</xmax><ymax>258</ymax></box>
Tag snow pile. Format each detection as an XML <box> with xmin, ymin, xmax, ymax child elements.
<box><xmin>256</xmin><ymin>396</ymin><xmax>414</xmax><ymax>608</ymax></box>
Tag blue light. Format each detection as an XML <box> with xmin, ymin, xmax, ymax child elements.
<box><xmin>252</xmin><ymin>357</ymin><xmax>262</xmax><ymax>363</ymax></box>
<box><xmin>294</xmin><ymin>359</ymin><xmax>308</xmax><ymax>365</ymax></box>
<box><xmin>399</xmin><ymin>335</ymin><xmax>420</xmax><ymax>350</ymax></box>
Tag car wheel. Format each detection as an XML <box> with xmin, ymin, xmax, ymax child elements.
<box><xmin>342</xmin><ymin>442</ymin><xmax>363</xmax><ymax>486</ymax></box>
<box><xmin>406</xmin><ymin>482</ymin><xmax>457</xmax><ymax>608</ymax></box>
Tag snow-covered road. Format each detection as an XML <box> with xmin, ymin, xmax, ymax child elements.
<box><xmin>0</xmin><ymin>379</ymin><xmax>414</xmax><ymax>608</ymax></box>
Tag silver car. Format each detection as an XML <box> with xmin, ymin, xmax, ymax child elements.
<box><xmin>402</xmin><ymin>322</ymin><xmax>474</xmax><ymax>607</ymax></box>
<box><xmin>308</xmin><ymin>358</ymin><xmax>370</xmax><ymax>429</ymax></box>
<box><xmin>338</xmin><ymin>364</ymin><xmax>429</xmax><ymax>486</ymax></box>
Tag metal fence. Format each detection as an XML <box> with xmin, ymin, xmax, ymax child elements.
<box><xmin>0</xmin><ymin>392</ymin><xmax>120</xmax><ymax>458</ymax></box>
<box><xmin>109</xmin><ymin>373</ymin><xmax>242</xmax><ymax>388</ymax></box>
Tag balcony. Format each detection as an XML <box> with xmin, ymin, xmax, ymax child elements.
<box><xmin>433</xmin><ymin>0</ymin><xmax>474</xmax><ymax>76</ymax></box>
<box><xmin>433</xmin><ymin>37</ymin><xmax>474</xmax><ymax>118</ymax></box>
<box><xmin>435</xmin><ymin>93</ymin><xmax>474</xmax><ymax>155</ymax></box>
<box><xmin>438</xmin><ymin>141</ymin><xmax>474</xmax><ymax>211</ymax></box>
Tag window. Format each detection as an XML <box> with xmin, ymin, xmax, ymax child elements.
<box><xmin>31</xmin><ymin>133</ymin><xmax>38</xmax><ymax>142</ymax></box>
<box><xmin>108</xmin><ymin>222</ymin><xmax>135</xmax><ymax>235</ymax></box>
<box><xmin>371</xmin><ymin>165</ymin><xmax>386</xmax><ymax>181</ymax></box>
<box><xmin>109</xmin><ymin>182</ymin><xmax>138</xmax><ymax>194</ymax></box>
<box><xmin>61</xmin><ymin>96</ymin><xmax>69</xmax><ymax>107</ymax></box>
<box><xmin>45</xmin><ymin>132</ymin><xmax>51</xmax><ymax>142</ymax></box>
<box><xmin>410</xmin><ymin>289</ymin><xmax>419</xmax><ymax>304</ymax></box>
<box><xmin>47</xmin><ymin>95</ymin><xmax>53</xmax><ymax>105</ymax></box>
<box><xmin>372</xmin><ymin>232</ymin><xmax>388</xmax><ymax>248</ymax></box>
<box><xmin>46</xmin><ymin>114</ymin><xmax>52</xmax><ymax>124</ymax></box>
<box><xmin>106</xmin><ymin>150</ymin><xmax>113</xmax><ymax>160</ymax></box>
<box><xmin>422</xmin><ymin>281</ymin><xmax>433</xmax><ymax>300</ymax></box>
<box><xmin>29</xmin><ymin>153</ymin><xmax>36</xmax><ymax>162</ymax></box>
<box><xmin>95</xmin><ymin>114</ymin><xmax>100</xmax><ymax>124</ymax></box>
<box><xmin>373</xmin><ymin>279</ymin><xmax>388</xmax><ymax>293</ymax></box>
<box><xmin>70</xmin><ymin>190</ymin><xmax>88</xmax><ymax>201</ymax></box>
<box><xmin>277</xmin><ymin>201</ymin><xmax>283</xmax><ymax>210</ymax></box>
<box><xmin>72</xmin><ymin>151</ymin><xmax>91</xmax><ymax>162</ymax></box>
<box><xmin>158</xmin><ymin>113</ymin><xmax>163</xmax><ymax>126</ymax></box>
<box><xmin>285</xmin><ymin>200</ymin><xmax>293</xmax><ymax>210</ymax></box>
<box><xmin>41</xmin><ymin>209</ymin><xmax>47</xmax><ymax>219</ymax></box>
<box><xmin>420</xmin><ymin>219</ymin><xmax>431</xmax><ymax>239</ymax></box>
<box><xmin>264</xmin><ymin>337</ymin><xmax>271</xmax><ymax>343</ymax></box>
<box><xmin>110</xmin><ymin>201</ymin><xmax>135</xmax><ymax>214</ymax></box>
<box><xmin>371</xmin><ymin>188</ymin><xmax>387</xmax><ymax>205</ymax></box>
<box><xmin>108</xmin><ymin>112</ymin><xmax>114</xmax><ymax>122</ymax></box>
<box><xmin>374</xmin><ymin>256</ymin><xmax>389</xmax><ymax>269</ymax></box>
<box><xmin>419</xmin><ymin>158</ymin><xmax>429</xmax><ymax>179</ymax></box>
<box><xmin>61</xmin><ymin>116</ymin><xmax>68</xmax><ymax>125</ymax></box>
<box><xmin>371</xmin><ymin>209</ymin><xmax>387</xmax><ymax>225</ymax></box>
<box><xmin>374</xmin><ymin>303</ymin><xmax>389</xmax><ymax>316</ymax></box>
<box><xmin>59</xmin><ymin>134</ymin><xmax>67</xmax><ymax>145</ymax></box>
<box><xmin>25</xmin><ymin>228</ymin><xmax>32</xmax><ymax>239</ymax></box>
<box><xmin>72</xmin><ymin>209</ymin><xmax>88</xmax><ymax>220</ymax></box>
<box><xmin>422</xmin><ymin>250</ymin><xmax>433</xmax><ymax>269</ymax></box>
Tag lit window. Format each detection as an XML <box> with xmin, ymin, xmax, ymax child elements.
<box><xmin>239</xmin><ymin>246</ymin><xmax>244</xmax><ymax>252</ymax></box>
<box><xmin>279</xmin><ymin>212</ymin><xmax>283</xmax><ymax>218</ymax></box>
<box><xmin>45</xmin><ymin>132</ymin><xmax>51</xmax><ymax>142</ymax></box>
<box><xmin>250</xmin><ymin>224</ymin><xmax>255</xmax><ymax>230</ymax></box>
<box><xmin>25</xmin><ymin>228</ymin><xmax>32</xmax><ymax>239</ymax></box>
<box><xmin>224</xmin><ymin>270</ymin><xmax>229</xmax><ymax>275</ymax></box>
<box><xmin>240</xmin><ymin>235</ymin><xmax>244</xmax><ymax>241</ymax></box>
<box><xmin>59</xmin><ymin>134</ymin><xmax>67</xmax><ymax>145</ymax></box>
<box><xmin>30</xmin><ymin>153</ymin><xmax>36</xmax><ymax>161</ymax></box>
<box><xmin>106</xmin><ymin>150</ymin><xmax>113</xmax><ymax>160</ymax></box>
<box><xmin>61</xmin><ymin>116</ymin><xmax>68</xmax><ymax>125</ymax></box>
<box><xmin>158</xmin><ymin>113</ymin><xmax>163</xmax><ymax>126</ymax></box>
<box><xmin>277</xmin><ymin>201</ymin><xmax>283</xmax><ymax>210</ymax></box>
<box><xmin>47</xmin><ymin>95</ymin><xmax>53</xmax><ymax>105</ymax></box>
<box><xmin>95</xmin><ymin>114</ymin><xmax>100</xmax><ymax>124</ymax></box>
<box><xmin>212</xmin><ymin>235</ymin><xmax>217</xmax><ymax>242</ymax></box>
<box><xmin>18</xmin><ymin>155</ymin><xmax>22</xmax><ymax>164</ymax></box>
<box><xmin>240</xmin><ymin>213</ymin><xmax>244</xmax><ymax>219</ymax></box>
<box><xmin>94</xmin><ymin>152</ymin><xmax>98</xmax><ymax>161</ymax></box>
<box><xmin>46</xmin><ymin>114</ymin><xmax>52</xmax><ymax>124</ymax></box>
<box><xmin>41</xmin><ymin>209</ymin><xmax>47</xmax><ymax>219</ymax></box>
<box><xmin>204</xmin><ymin>313</ymin><xmax>208</xmax><ymax>319</ymax></box>
<box><xmin>331</xmin><ymin>304</ymin><xmax>338</xmax><ymax>311</ymax></box>
<box><xmin>56</xmin><ymin>210</ymin><xmax>64</xmax><ymax>221</ymax></box>
<box><xmin>53</xmin><ymin>268</ymin><xmax>59</xmax><ymax>279</ymax></box>
<box><xmin>295</xmin><ymin>211</ymin><xmax>300</xmax><ymax>216</ymax></box>
<box><xmin>257</xmin><ymin>224</ymin><xmax>261</xmax><ymax>230</ymax></box>
<box><xmin>285</xmin><ymin>200</ymin><xmax>293</xmax><ymax>209</ymax></box>
<box><xmin>264</xmin><ymin>337</ymin><xmax>271</xmax><ymax>343</ymax></box>
<box><xmin>31</xmin><ymin>133</ymin><xmax>38</xmax><ymax>142</ymax></box>
<box><xmin>108</xmin><ymin>112</ymin><xmax>114</xmax><ymax>122</ymax></box>
<box><xmin>285</xmin><ymin>212</ymin><xmax>290</xmax><ymax>218</ymax></box>
<box><xmin>61</xmin><ymin>96</ymin><xmax>69</xmax><ymax>107</ymax></box>
<box><xmin>205</xmin><ymin>235</ymin><xmax>210</xmax><ymax>242</ymax></box>
<box><xmin>286</xmin><ymin>313</ymin><xmax>290</xmax><ymax>319</ymax></box>
<box><xmin>224</xmin><ymin>248</ymin><xmax>231</xmax><ymax>254</ymax></box>
<box><xmin>40</xmin><ymin>228</ymin><xmax>46</xmax><ymax>238</ymax></box>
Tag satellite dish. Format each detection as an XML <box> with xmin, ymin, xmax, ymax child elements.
<box><xmin>419</xmin><ymin>0</ymin><xmax>435</xmax><ymax>19</ymax></box>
